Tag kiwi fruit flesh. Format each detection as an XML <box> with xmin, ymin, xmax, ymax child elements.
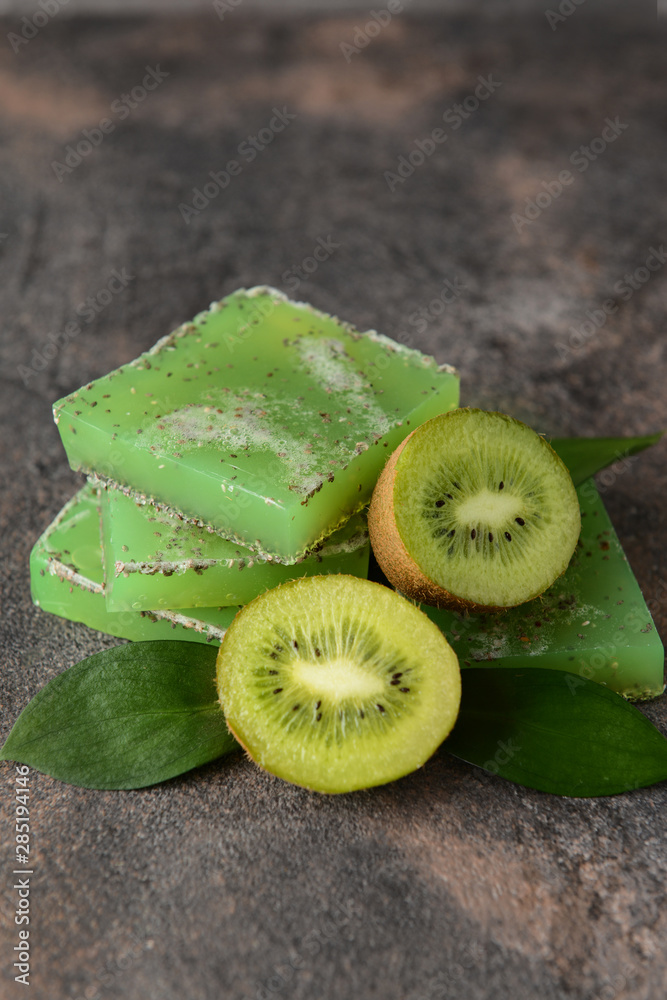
<box><xmin>216</xmin><ymin>575</ymin><xmax>461</xmax><ymax>793</ymax></box>
<box><xmin>369</xmin><ymin>409</ymin><xmax>581</xmax><ymax>612</ymax></box>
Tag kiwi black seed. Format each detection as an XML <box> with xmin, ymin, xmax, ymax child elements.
<box><xmin>216</xmin><ymin>575</ymin><xmax>461</xmax><ymax>793</ymax></box>
<box><xmin>368</xmin><ymin>408</ymin><xmax>581</xmax><ymax>611</ymax></box>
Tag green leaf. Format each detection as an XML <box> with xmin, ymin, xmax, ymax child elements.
<box><xmin>1</xmin><ymin>641</ymin><xmax>238</xmax><ymax>789</ymax></box>
<box><xmin>446</xmin><ymin>668</ymin><xmax>667</xmax><ymax>796</ymax></box>
<box><xmin>551</xmin><ymin>431</ymin><xmax>663</xmax><ymax>486</ymax></box>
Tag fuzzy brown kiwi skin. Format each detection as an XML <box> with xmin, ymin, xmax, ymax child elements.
<box><xmin>369</xmin><ymin>432</ymin><xmax>515</xmax><ymax>614</ymax></box>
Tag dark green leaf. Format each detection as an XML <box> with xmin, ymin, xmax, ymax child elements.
<box><xmin>1</xmin><ymin>641</ymin><xmax>238</xmax><ymax>789</ymax></box>
<box><xmin>551</xmin><ymin>431</ymin><xmax>663</xmax><ymax>486</ymax></box>
<box><xmin>446</xmin><ymin>668</ymin><xmax>667</xmax><ymax>796</ymax></box>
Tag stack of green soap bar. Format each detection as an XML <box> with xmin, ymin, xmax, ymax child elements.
<box><xmin>30</xmin><ymin>487</ymin><xmax>238</xmax><ymax>644</ymax></box>
<box><xmin>53</xmin><ymin>286</ymin><xmax>460</xmax><ymax>562</ymax></box>
<box><xmin>100</xmin><ymin>484</ymin><xmax>370</xmax><ymax>612</ymax></box>
<box><xmin>424</xmin><ymin>480</ymin><xmax>664</xmax><ymax>701</ymax></box>
<box><xmin>32</xmin><ymin>286</ymin><xmax>457</xmax><ymax>636</ymax></box>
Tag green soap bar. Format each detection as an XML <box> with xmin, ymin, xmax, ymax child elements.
<box><xmin>100</xmin><ymin>483</ymin><xmax>370</xmax><ymax>612</ymax></box>
<box><xmin>53</xmin><ymin>286</ymin><xmax>459</xmax><ymax>561</ymax></box>
<box><xmin>424</xmin><ymin>480</ymin><xmax>665</xmax><ymax>701</ymax></box>
<box><xmin>30</xmin><ymin>487</ymin><xmax>238</xmax><ymax>645</ymax></box>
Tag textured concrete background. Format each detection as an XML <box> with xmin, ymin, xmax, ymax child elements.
<box><xmin>1</xmin><ymin>4</ymin><xmax>666</xmax><ymax>1000</ymax></box>
<box><xmin>0</xmin><ymin>0</ymin><xmax>543</xmax><ymax>14</ymax></box>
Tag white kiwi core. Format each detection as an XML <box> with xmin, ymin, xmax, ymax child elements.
<box><xmin>291</xmin><ymin>657</ymin><xmax>385</xmax><ymax>701</ymax></box>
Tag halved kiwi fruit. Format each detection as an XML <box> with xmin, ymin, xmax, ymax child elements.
<box><xmin>369</xmin><ymin>409</ymin><xmax>581</xmax><ymax>612</ymax></box>
<box><xmin>216</xmin><ymin>575</ymin><xmax>461</xmax><ymax>793</ymax></box>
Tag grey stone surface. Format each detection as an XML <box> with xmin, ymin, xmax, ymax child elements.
<box><xmin>0</xmin><ymin>7</ymin><xmax>666</xmax><ymax>1000</ymax></box>
<box><xmin>0</xmin><ymin>0</ymin><xmax>550</xmax><ymax>16</ymax></box>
